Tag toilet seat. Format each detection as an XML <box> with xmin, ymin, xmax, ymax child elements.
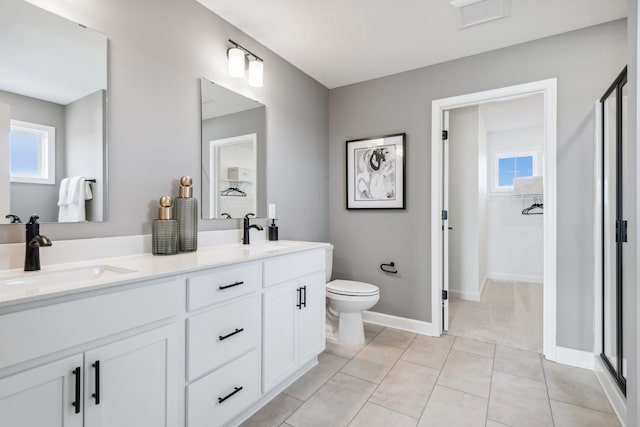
<box><xmin>327</xmin><ymin>280</ymin><xmax>379</xmax><ymax>297</ymax></box>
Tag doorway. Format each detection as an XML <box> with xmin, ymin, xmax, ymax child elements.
<box><xmin>431</xmin><ymin>79</ymin><xmax>558</xmax><ymax>360</ymax></box>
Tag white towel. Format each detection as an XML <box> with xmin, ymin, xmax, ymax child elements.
<box><xmin>58</xmin><ymin>177</ymin><xmax>87</xmax><ymax>222</ymax></box>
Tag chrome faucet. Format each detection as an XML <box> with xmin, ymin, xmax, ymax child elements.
<box><xmin>24</xmin><ymin>215</ymin><xmax>52</xmax><ymax>271</ymax></box>
<box><xmin>243</xmin><ymin>213</ymin><xmax>263</xmax><ymax>245</ymax></box>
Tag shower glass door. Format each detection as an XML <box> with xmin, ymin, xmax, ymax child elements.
<box><xmin>601</xmin><ymin>67</ymin><xmax>627</xmax><ymax>394</ymax></box>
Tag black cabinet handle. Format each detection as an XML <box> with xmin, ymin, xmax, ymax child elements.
<box><xmin>219</xmin><ymin>328</ymin><xmax>244</xmax><ymax>341</ymax></box>
<box><xmin>296</xmin><ymin>287</ymin><xmax>302</xmax><ymax>309</ymax></box>
<box><xmin>218</xmin><ymin>386</ymin><xmax>243</xmax><ymax>404</ymax></box>
<box><xmin>72</xmin><ymin>367</ymin><xmax>81</xmax><ymax>414</ymax></box>
<box><xmin>301</xmin><ymin>285</ymin><xmax>307</xmax><ymax>308</ymax></box>
<box><xmin>92</xmin><ymin>361</ymin><xmax>100</xmax><ymax>405</ymax></box>
<box><xmin>219</xmin><ymin>281</ymin><xmax>244</xmax><ymax>290</ymax></box>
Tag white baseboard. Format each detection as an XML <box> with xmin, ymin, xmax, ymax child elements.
<box><xmin>486</xmin><ymin>272</ymin><xmax>543</xmax><ymax>284</ymax></box>
<box><xmin>449</xmin><ymin>289</ymin><xmax>481</xmax><ymax>301</ymax></box>
<box><xmin>594</xmin><ymin>357</ymin><xmax>627</xmax><ymax>426</ymax></box>
<box><xmin>555</xmin><ymin>346</ymin><xmax>595</xmax><ymax>370</ymax></box>
<box><xmin>363</xmin><ymin>311</ymin><xmax>437</xmax><ymax>336</ymax></box>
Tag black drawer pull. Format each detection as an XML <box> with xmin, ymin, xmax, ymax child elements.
<box><xmin>301</xmin><ymin>285</ymin><xmax>307</xmax><ymax>308</ymax></box>
<box><xmin>72</xmin><ymin>367</ymin><xmax>81</xmax><ymax>414</ymax></box>
<box><xmin>219</xmin><ymin>328</ymin><xmax>244</xmax><ymax>341</ymax></box>
<box><xmin>296</xmin><ymin>287</ymin><xmax>302</xmax><ymax>309</ymax></box>
<box><xmin>92</xmin><ymin>360</ymin><xmax>100</xmax><ymax>405</ymax></box>
<box><xmin>219</xmin><ymin>281</ymin><xmax>244</xmax><ymax>290</ymax></box>
<box><xmin>218</xmin><ymin>386</ymin><xmax>243</xmax><ymax>404</ymax></box>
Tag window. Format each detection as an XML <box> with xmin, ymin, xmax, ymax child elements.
<box><xmin>10</xmin><ymin>120</ymin><xmax>55</xmax><ymax>184</ymax></box>
<box><xmin>496</xmin><ymin>154</ymin><xmax>534</xmax><ymax>188</ymax></box>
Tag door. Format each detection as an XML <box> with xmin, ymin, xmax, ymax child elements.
<box><xmin>298</xmin><ymin>274</ymin><xmax>326</xmax><ymax>363</ymax></box>
<box><xmin>442</xmin><ymin>110</ymin><xmax>450</xmax><ymax>331</ymax></box>
<box><xmin>84</xmin><ymin>324</ymin><xmax>179</xmax><ymax>427</ymax></box>
<box><xmin>600</xmin><ymin>67</ymin><xmax>627</xmax><ymax>394</ymax></box>
<box><xmin>263</xmin><ymin>281</ymin><xmax>298</xmax><ymax>392</ymax></box>
<box><xmin>0</xmin><ymin>353</ymin><xmax>84</xmax><ymax>427</ymax></box>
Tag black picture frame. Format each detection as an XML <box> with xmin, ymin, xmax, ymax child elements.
<box><xmin>345</xmin><ymin>133</ymin><xmax>406</xmax><ymax>210</ymax></box>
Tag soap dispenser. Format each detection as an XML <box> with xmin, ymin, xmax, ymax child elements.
<box><xmin>174</xmin><ymin>176</ymin><xmax>198</xmax><ymax>252</ymax></box>
<box><xmin>152</xmin><ymin>196</ymin><xmax>178</xmax><ymax>255</ymax></box>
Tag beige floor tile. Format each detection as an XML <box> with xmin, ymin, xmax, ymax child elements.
<box><xmin>349</xmin><ymin>402</ymin><xmax>418</xmax><ymax>427</ymax></box>
<box><xmin>401</xmin><ymin>334</ymin><xmax>455</xmax><ymax>370</ymax></box>
<box><xmin>453</xmin><ymin>336</ymin><xmax>496</xmax><ymax>357</ymax></box>
<box><xmin>286</xmin><ymin>373</ymin><xmax>376</xmax><ymax>427</ymax></box>
<box><xmin>340</xmin><ymin>342</ymin><xmax>404</xmax><ymax>383</ymax></box>
<box><xmin>369</xmin><ymin>360</ymin><xmax>439</xmax><ymax>418</ymax></box>
<box><xmin>418</xmin><ymin>385</ymin><xmax>488</xmax><ymax>427</ymax></box>
<box><xmin>241</xmin><ymin>394</ymin><xmax>303</xmax><ymax>427</ymax></box>
<box><xmin>493</xmin><ymin>345</ymin><xmax>543</xmax><ymax>382</ymax></box>
<box><xmin>284</xmin><ymin>352</ymin><xmax>349</xmax><ymax>400</ymax></box>
<box><xmin>373</xmin><ymin>328</ymin><xmax>416</xmax><ymax>349</ymax></box>
<box><xmin>488</xmin><ymin>371</ymin><xmax>553</xmax><ymax>427</ymax></box>
<box><xmin>543</xmin><ymin>360</ymin><xmax>614</xmax><ymax>414</ymax></box>
<box><xmin>364</xmin><ymin>323</ymin><xmax>385</xmax><ymax>333</ymax></box>
<box><xmin>485</xmin><ymin>420</ymin><xmax>510</xmax><ymax>427</ymax></box>
<box><xmin>325</xmin><ymin>340</ymin><xmax>365</xmax><ymax>359</ymax></box>
<box><xmin>437</xmin><ymin>349</ymin><xmax>493</xmax><ymax>398</ymax></box>
<box><xmin>550</xmin><ymin>400</ymin><xmax>621</xmax><ymax>427</ymax></box>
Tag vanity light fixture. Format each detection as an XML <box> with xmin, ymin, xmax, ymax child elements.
<box><xmin>227</xmin><ymin>39</ymin><xmax>264</xmax><ymax>87</ymax></box>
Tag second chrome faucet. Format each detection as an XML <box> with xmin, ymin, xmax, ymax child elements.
<box><xmin>243</xmin><ymin>213</ymin><xmax>263</xmax><ymax>245</ymax></box>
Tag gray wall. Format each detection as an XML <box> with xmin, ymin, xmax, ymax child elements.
<box><xmin>1</xmin><ymin>90</ymin><xmax>66</xmax><ymax>222</ymax></box>
<box><xmin>329</xmin><ymin>20</ymin><xmax>627</xmax><ymax>351</ymax></box>
<box><xmin>0</xmin><ymin>0</ymin><xmax>329</xmax><ymax>244</ymax></box>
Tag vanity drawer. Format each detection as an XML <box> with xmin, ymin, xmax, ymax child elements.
<box><xmin>187</xmin><ymin>262</ymin><xmax>261</xmax><ymax>311</ymax></box>
<box><xmin>263</xmin><ymin>249</ymin><xmax>325</xmax><ymax>288</ymax></box>
<box><xmin>187</xmin><ymin>349</ymin><xmax>261</xmax><ymax>427</ymax></box>
<box><xmin>187</xmin><ymin>294</ymin><xmax>261</xmax><ymax>380</ymax></box>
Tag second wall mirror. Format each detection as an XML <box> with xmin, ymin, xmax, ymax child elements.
<box><xmin>200</xmin><ymin>78</ymin><xmax>266</xmax><ymax>219</ymax></box>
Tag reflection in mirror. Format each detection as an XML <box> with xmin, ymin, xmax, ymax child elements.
<box><xmin>200</xmin><ymin>78</ymin><xmax>266</xmax><ymax>219</ymax></box>
<box><xmin>0</xmin><ymin>0</ymin><xmax>108</xmax><ymax>224</ymax></box>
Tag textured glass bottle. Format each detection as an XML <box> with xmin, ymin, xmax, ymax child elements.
<box><xmin>152</xmin><ymin>196</ymin><xmax>178</xmax><ymax>255</ymax></box>
<box><xmin>175</xmin><ymin>176</ymin><xmax>198</xmax><ymax>252</ymax></box>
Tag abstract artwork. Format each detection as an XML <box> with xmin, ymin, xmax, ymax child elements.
<box><xmin>346</xmin><ymin>133</ymin><xmax>405</xmax><ymax>209</ymax></box>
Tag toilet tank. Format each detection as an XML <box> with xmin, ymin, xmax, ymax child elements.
<box><xmin>325</xmin><ymin>246</ymin><xmax>333</xmax><ymax>283</ymax></box>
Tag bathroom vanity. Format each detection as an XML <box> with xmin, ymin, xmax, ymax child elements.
<box><xmin>0</xmin><ymin>239</ymin><xmax>328</xmax><ymax>427</ymax></box>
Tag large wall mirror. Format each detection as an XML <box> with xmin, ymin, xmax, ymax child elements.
<box><xmin>200</xmin><ymin>78</ymin><xmax>266</xmax><ymax>219</ymax></box>
<box><xmin>0</xmin><ymin>0</ymin><xmax>108</xmax><ymax>224</ymax></box>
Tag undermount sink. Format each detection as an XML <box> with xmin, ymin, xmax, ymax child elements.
<box><xmin>0</xmin><ymin>265</ymin><xmax>137</xmax><ymax>287</ymax></box>
<box><xmin>242</xmin><ymin>241</ymin><xmax>301</xmax><ymax>255</ymax></box>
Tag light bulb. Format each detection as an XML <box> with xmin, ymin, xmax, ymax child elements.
<box><xmin>249</xmin><ymin>59</ymin><xmax>263</xmax><ymax>87</ymax></box>
<box><xmin>228</xmin><ymin>47</ymin><xmax>245</xmax><ymax>78</ymax></box>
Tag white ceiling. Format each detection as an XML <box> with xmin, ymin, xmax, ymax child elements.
<box><xmin>197</xmin><ymin>0</ymin><xmax>627</xmax><ymax>89</ymax></box>
<box><xmin>0</xmin><ymin>0</ymin><xmax>106</xmax><ymax>105</ymax></box>
<box><xmin>201</xmin><ymin>79</ymin><xmax>264</xmax><ymax>120</ymax></box>
<box><xmin>480</xmin><ymin>94</ymin><xmax>543</xmax><ymax>133</ymax></box>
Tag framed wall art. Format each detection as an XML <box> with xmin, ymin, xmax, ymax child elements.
<box><xmin>346</xmin><ymin>133</ymin><xmax>406</xmax><ymax>209</ymax></box>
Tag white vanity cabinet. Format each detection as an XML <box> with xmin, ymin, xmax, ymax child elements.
<box><xmin>0</xmin><ymin>279</ymin><xmax>184</xmax><ymax>427</ymax></box>
<box><xmin>262</xmin><ymin>250</ymin><xmax>326</xmax><ymax>392</ymax></box>
<box><xmin>0</xmin><ymin>354</ymin><xmax>84</xmax><ymax>427</ymax></box>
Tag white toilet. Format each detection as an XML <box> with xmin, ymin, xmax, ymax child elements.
<box><xmin>325</xmin><ymin>247</ymin><xmax>380</xmax><ymax>345</ymax></box>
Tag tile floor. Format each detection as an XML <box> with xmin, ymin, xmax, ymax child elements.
<box><xmin>448</xmin><ymin>280</ymin><xmax>543</xmax><ymax>353</ymax></box>
<box><xmin>241</xmin><ymin>324</ymin><xmax>620</xmax><ymax>427</ymax></box>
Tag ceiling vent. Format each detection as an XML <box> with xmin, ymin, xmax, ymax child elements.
<box><xmin>450</xmin><ymin>0</ymin><xmax>511</xmax><ymax>29</ymax></box>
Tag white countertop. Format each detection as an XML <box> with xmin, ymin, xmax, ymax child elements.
<box><xmin>0</xmin><ymin>240</ymin><xmax>330</xmax><ymax>308</ymax></box>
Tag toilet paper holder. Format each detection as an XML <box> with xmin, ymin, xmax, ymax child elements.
<box><xmin>380</xmin><ymin>262</ymin><xmax>398</xmax><ymax>274</ymax></box>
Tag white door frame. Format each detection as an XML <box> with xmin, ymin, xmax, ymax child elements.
<box><xmin>430</xmin><ymin>78</ymin><xmax>558</xmax><ymax>361</ymax></box>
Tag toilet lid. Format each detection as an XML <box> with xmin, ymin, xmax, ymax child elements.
<box><xmin>327</xmin><ymin>280</ymin><xmax>379</xmax><ymax>296</ymax></box>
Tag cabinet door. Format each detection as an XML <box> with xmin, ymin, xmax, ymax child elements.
<box><xmin>0</xmin><ymin>354</ymin><xmax>84</xmax><ymax>427</ymax></box>
<box><xmin>298</xmin><ymin>274</ymin><xmax>326</xmax><ymax>364</ymax></box>
<box><xmin>84</xmin><ymin>324</ymin><xmax>179</xmax><ymax>427</ymax></box>
<box><xmin>263</xmin><ymin>282</ymin><xmax>298</xmax><ymax>392</ymax></box>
